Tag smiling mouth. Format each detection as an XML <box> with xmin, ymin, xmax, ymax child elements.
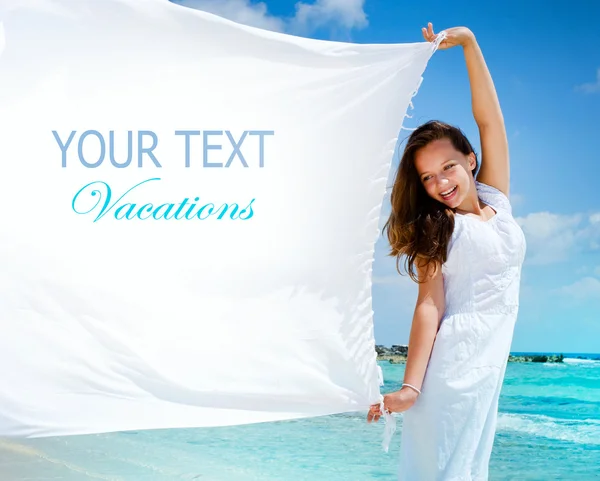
<box><xmin>440</xmin><ymin>186</ymin><xmax>457</xmax><ymax>199</ymax></box>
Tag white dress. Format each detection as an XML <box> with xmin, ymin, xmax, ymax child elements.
<box><xmin>398</xmin><ymin>181</ymin><xmax>527</xmax><ymax>481</ymax></box>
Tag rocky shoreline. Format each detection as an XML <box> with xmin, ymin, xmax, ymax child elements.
<box><xmin>376</xmin><ymin>345</ymin><xmax>565</xmax><ymax>364</ymax></box>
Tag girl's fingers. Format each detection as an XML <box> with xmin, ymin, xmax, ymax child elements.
<box><xmin>367</xmin><ymin>406</ymin><xmax>383</xmax><ymax>422</ymax></box>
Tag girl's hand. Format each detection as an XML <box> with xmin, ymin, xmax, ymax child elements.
<box><xmin>366</xmin><ymin>388</ymin><xmax>420</xmax><ymax>423</ymax></box>
<box><xmin>367</xmin><ymin>403</ymin><xmax>382</xmax><ymax>423</ymax></box>
<box><xmin>422</xmin><ymin>22</ymin><xmax>475</xmax><ymax>49</ymax></box>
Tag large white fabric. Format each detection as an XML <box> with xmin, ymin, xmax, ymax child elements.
<box><xmin>0</xmin><ymin>0</ymin><xmax>441</xmax><ymax>438</ymax></box>
<box><xmin>399</xmin><ymin>181</ymin><xmax>527</xmax><ymax>480</ymax></box>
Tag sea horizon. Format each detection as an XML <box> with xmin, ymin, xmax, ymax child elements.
<box><xmin>510</xmin><ymin>351</ymin><xmax>600</xmax><ymax>360</ymax></box>
<box><xmin>378</xmin><ymin>345</ymin><xmax>600</xmax><ymax>361</ymax></box>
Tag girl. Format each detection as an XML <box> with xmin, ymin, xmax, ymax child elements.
<box><xmin>367</xmin><ymin>23</ymin><xmax>526</xmax><ymax>480</ymax></box>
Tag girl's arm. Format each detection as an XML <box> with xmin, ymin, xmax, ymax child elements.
<box><xmin>423</xmin><ymin>23</ymin><xmax>510</xmax><ymax>196</ymax></box>
<box><xmin>370</xmin><ymin>259</ymin><xmax>444</xmax><ymax>417</ymax></box>
<box><xmin>462</xmin><ymin>34</ymin><xmax>510</xmax><ymax>196</ymax></box>
<box><xmin>402</xmin><ymin>259</ymin><xmax>445</xmax><ymax>392</ymax></box>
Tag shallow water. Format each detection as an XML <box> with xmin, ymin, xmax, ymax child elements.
<box><xmin>1</xmin><ymin>356</ymin><xmax>598</xmax><ymax>480</ymax></box>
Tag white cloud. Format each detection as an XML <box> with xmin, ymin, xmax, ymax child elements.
<box><xmin>594</xmin><ymin>265</ymin><xmax>600</xmax><ymax>277</ymax></box>
<box><xmin>586</xmin><ymin>213</ymin><xmax>600</xmax><ymax>249</ymax></box>
<box><xmin>289</xmin><ymin>0</ymin><xmax>367</xmax><ymax>35</ymax></box>
<box><xmin>509</xmin><ymin>192</ymin><xmax>524</xmax><ymax>207</ymax></box>
<box><xmin>516</xmin><ymin>211</ymin><xmax>600</xmax><ymax>265</ymax></box>
<box><xmin>554</xmin><ymin>277</ymin><xmax>600</xmax><ymax>301</ymax></box>
<box><xmin>576</xmin><ymin>265</ymin><xmax>589</xmax><ymax>275</ymax></box>
<box><xmin>575</xmin><ymin>67</ymin><xmax>600</xmax><ymax>94</ymax></box>
<box><xmin>172</xmin><ymin>0</ymin><xmax>285</xmax><ymax>31</ymax></box>
<box><xmin>171</xmin><ymin>0</ymin><xmax>367</xmax><ymax>36</ymax></box>
<box><xmin>516</xmin><ymin>212</ymin><xmax>583</xmax><ymax>264</ymax></box>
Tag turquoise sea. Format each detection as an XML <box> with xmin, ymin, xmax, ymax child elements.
<box><xmin>1</xmin><ymin>354</ymin><xmax>599</xmax><ymax>480</ymax></box>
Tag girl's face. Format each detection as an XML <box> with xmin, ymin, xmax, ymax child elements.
<box><xmin>414</xmin><ymin>138</ymin><xmax>476</xmax><ymax>208</ymax></box>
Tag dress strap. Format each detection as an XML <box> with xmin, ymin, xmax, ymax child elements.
<box><xmin>474</xmin><ymin>180</ymin><xmax>512</xmax><ymax>216</ymax></box>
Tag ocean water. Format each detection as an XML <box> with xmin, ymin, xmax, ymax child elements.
<box><xmin>1</xmin><ymin>355</ymin><xmax>599</xmax><ymax>480</ymax></box>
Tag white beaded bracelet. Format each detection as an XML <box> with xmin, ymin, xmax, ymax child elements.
<box><xmin>402</xmin><ymin>383</ymin><xmax>422</xmax><ymax>395</ymax></box>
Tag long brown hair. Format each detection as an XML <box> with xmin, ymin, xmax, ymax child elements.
<box><xmin>382</xmin><ymin>121</ymin><xmax>478</xmax><ymax>283</ymax></box>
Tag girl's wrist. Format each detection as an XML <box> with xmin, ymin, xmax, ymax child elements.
<box><xmin>400</xmin><ymin>387</ymin><xmax>420</xmax><ymax>405</ymax></box>
<box><xmin>460</xmin><ymin>32</ymin><xmax>477</xmax><ymax>48</ymax></box>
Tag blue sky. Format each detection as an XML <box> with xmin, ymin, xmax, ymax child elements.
<box><xmin>173</xmin><ymin>0</ymin><xmax>600</xmax><ymax>353</ymax></box>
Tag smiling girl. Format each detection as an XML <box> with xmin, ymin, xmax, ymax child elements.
<box><xmin>367</xmin><ymin>23</ymin><xmax>527</xmax><ymax>480</ymax></box>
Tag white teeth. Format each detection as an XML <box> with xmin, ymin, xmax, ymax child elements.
<box><xmin>441</xmin><ymin>186</ymin><xmax>456</xmax><ymax>196</ymax></box>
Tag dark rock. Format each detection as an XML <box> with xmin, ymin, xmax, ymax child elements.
<box><xmin>391</xmin><ymin>345</ymin><xmax>408</xmax><ymax>355</ymax></box>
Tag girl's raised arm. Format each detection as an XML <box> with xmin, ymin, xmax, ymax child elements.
<box><xmin>424</xmin><ymin>23</ymin><xmax>510</xmax><ymax>196</ymax></box>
